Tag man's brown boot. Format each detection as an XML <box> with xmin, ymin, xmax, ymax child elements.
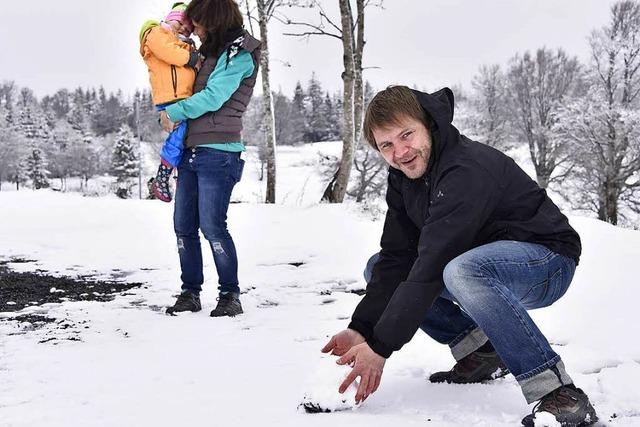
<box><xmin>429</xmin><ymin>344</ymin><xmax>509</xmax><ymax>384</ymax></box>
<box><xmin>521</xmin><ymin>384</ymin><xmax>598</xmax><ymax>426</ymax></box>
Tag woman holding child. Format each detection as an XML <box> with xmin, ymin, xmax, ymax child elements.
<box><xmin>158</xmin><ymin>0</ymin><xmax>261</xmax><ymax>317</ymax></box>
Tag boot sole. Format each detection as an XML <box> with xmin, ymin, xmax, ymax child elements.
<box><xmin>166</xmin><ymin>307</ymin><xmax>202</xmax><ymax>316</ymax></box>
<box><xmin>429</xmin><ymin>366</ymin><xmax>510</xmax><ymax>384</ymax></box>
<box><xmin>210</xmin><ymin>311</ymin><xmax>243</xmax><ymax>317</ymax></box>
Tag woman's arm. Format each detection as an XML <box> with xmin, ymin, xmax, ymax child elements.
<box><xmin>165</xmin><ymin>50</ymin><xmax>255</xmax><ymax>122</ymax></box>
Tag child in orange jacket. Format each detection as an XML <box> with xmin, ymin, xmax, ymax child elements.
<box><xmin>139</xmin><ymin>2</ymin><xmax>201</xmax><ymax>202</ymax></box>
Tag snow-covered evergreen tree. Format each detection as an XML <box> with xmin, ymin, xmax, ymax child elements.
<box><xmin>17</xmin><ymin>97</ymin><xmax>51</xmax><ymax>142</ymax></box>
<box><xmin>291</xmin><ymin>81</ymin><xmax>309</xmax><ymax>142</ymax></box>
<box><xmin>93</xmin><ymin>89</ymin><xmax>128</xmax><ymax>136</ymax></box>
<box><xmin>8</xmin><ymin>155</ymin><xmax>29</xmax><ymax>191</ymax></box>
<box><xmin>306</xmin><ymin>73</ymin><xmax>329</xmax><ymax>142</ymax></box>
<box><xmin>67</xmin><ymin>90</ymin><xmax>94</xmax><ymax>144</ymax></box>
<box><xmin>273</xmin><ymin>90</ymin><xmax>304</xmax><ymax>146</ymax></box>
<box><xmin>321</xmin><ymin>93</ymin><xmax>340</xmax><ymax>141</ymax></box>
<box><xmin>111</xmin><ymin>125</ymin><xmax>138</xmax><ymax>198</ymax></box>
<box><xmin>25</xmin><ymin>144</ymin><xmax>50</xmax><ymax>189</ymax></box>
<box><xmin>0</xmin><ymin>82</ymin><xmax>15</xmax><ymax>128</ymax></box>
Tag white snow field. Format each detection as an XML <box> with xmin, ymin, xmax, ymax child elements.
<box><xmin>1</xmin><ymin>142</ymin><xmax>639</xmax><ymax>426</ymax></box>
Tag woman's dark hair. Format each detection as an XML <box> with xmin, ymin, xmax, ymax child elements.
<box><xmin>186</xmin><ymin>0</ymin><xmax>244</xmax><ymax>57</ymax></box>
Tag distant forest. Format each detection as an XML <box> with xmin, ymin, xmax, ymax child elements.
<box><xmin>1</xmin><ymin>1</ymin><xmax>639</xmax><ymax>227</ymax></box>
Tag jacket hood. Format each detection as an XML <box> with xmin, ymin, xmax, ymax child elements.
<box><xmin>139</xmin><ymin>19</ymin><xmax>160</xmax><ymax>52</ymax></box>
<box><xmin>410</xmin><ymin>87</ymin><xmax>455</xmax><ymax>133</ymax></box>
<box><xmin>412</xmin><ymin>87</ymin><xmax>457</xmax><ymax>176</ymax></box>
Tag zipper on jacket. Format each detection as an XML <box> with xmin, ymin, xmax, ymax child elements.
<box><xmin>171</xmin><ymin>65</ymin><xmax>178</xmax><ymax>99</ymax></box>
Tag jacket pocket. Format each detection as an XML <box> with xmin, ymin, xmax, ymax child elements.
<box><xmin>520</xmin><ymin>267</ymin><xmax>561</xmax><ymax>308</ymax></box>
<box><xmin>520</xmin><ymin>278</ymin><xmax>549</xmax><ymax>306</ymax></box>
<box><xmin>526</xmin><ymin>249</ymin><xmax>556</xmax><ymax>267</ymax></box>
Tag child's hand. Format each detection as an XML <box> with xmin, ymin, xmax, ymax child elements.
<box><xmin>194</xmin><ymin>55</ymin><xmax>204</xmax><ymax>73</ymax></box>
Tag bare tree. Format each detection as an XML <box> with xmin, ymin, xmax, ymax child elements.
<box><xmin>353</xmin><ymin>0</ymin><xmax>366</xmax><ymax>145</ymax></box>
<box><xmin>555</xmin><ymin>1</ymin><xmax>640</xmax><ymax>225</ymax></box>
<box><xmin>347</xmin><ymin>143</ymin><xmax>387</xmax><ymax>202</ymax></box>
<box><xmin>284</xmin><ymin>0</ymin><xmax>381</xmax><ymax>202</ymax></box>
<box><xmin>470</xmin><ymin>64</ymin><xmax>510</xmax><ymax>149</ymax></box>
<box><xmin>242</xmin><ymin>1</ymin><xmax>279</xmax><ymax>203</ymax></box>
<box><xmin>349</xmin><ymin>80</ymin><xmax>386</xmax><ymax>200</ymax></box>
<box><xmin>507</xmin><ymin>47</ymin><xmax>583</xmax><ymax>188</ymax></box>
<box><xmin>321</xmin><ymin>0</ymin><xmax>357</xmax><ymax>202</ymax></box>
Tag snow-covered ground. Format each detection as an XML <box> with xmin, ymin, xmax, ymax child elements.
<box><xmin>1</xmin><ymin>142</ymin><xmax>639</xmax><ymax>426</ymax></box>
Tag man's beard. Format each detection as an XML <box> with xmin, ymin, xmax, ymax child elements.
<box><xmin>395</xmin><ymin>147</ymin><xmax>429</xmax><ymax>179</ymax></box>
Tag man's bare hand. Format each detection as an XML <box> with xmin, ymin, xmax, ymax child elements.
<box><xmin>159</xmin><ymin>110</ymin><xmax>177</xmax><ymax>133</ymax></box>
<box><xmin>321</xmin><ymin>329</ymin><xmax>365</xmax><ymax>356</ymax></box>
<box><xmin>336</xmin><ymin>342</ymin><xmax>385</xmax><ymax>404</ymax></box>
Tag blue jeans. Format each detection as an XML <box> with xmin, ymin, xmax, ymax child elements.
<box><xmin>174</xmin><ymin>147</ymin><xmax>244</xmax><ymax>295</ymax></box>
<box><xmin>364</xmin><ymin>240</ymin><xmax>576</xmax><ymax>403</ymax></box>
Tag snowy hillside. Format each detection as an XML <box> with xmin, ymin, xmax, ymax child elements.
<box><xmin>1</xmin><ymin>142</ymin><xmax>639</xmax><ymax>426</ymax></box>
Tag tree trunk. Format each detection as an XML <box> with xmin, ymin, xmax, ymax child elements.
<box><xmin>353</xmin><ymin>0</ymin><xmax>365</xmax><ymax>145</ymax></box>
<box><xmin>607</xmin><ymin>192</ymin><xmax>618</xmax><ymax>225</ymax></box>
<box><xmin>257</xmin><ymin>0</ymin><xmax>277</xmax><ymax>204</ymax></box>
<box><xmin>321</xmin><ymin>0</ymin><xmax>356</xmax><ymax>203</ymax></box>
<box><xmin>598</xmin><ymin>178</ymin><xmax>619</xmax><ymax>225</ymax></box>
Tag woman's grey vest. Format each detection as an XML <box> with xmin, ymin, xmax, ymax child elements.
<box><xmin>184</xmin><ymin>31</ymin><xmax>261</xmax><ymax>147</ymax></box>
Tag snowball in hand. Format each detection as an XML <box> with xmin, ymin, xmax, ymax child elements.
<box><xmin>300</xmin><ymin>356</ymin><xmax>359</xmax><ymax>413</ymax></box>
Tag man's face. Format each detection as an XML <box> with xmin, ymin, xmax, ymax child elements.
<box><xmin>373</xmin><ymin>115</ymin><xmax>432</xmax><ymax>179</ymax></box>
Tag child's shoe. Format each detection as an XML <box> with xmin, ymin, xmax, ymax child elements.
<box><xmin>152</xmin><ymin>161</ymin><xmax>173</xmax><ymax>202</ymax></box>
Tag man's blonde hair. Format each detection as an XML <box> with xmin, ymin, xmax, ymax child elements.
<box><xmin>363</xmin><ymin>85</ymin><xmax>428</xmax><ymax>150</ymax></box>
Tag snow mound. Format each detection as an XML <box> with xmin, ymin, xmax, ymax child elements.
<box><xmin>533</xmin><ymin>412</ymin><xmax>561</xmax><ymax>426</ymax></box>
<box><xmin>299</xmin><ymin>356</ymin><xmax>359</xmax><ymax>413</ymax></box>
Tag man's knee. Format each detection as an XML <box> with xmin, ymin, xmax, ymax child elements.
<box><xmin>443</xmin><ymin>253</ymin><xmax>481</xmax><ymax>293</ymax></box>
<box><xmin>363</xmin><ymin>253</ymin><xmax>380</xmax><ymax>283</ymax></box>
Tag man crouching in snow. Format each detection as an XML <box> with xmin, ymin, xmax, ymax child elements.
<box><xmin>322</xmin><ymin>86</ymin><xmax>597</xmax><ymax>426</ymax></box>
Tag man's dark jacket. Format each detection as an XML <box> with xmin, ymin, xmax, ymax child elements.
<box><xmin>348</xmin><ymin>88</ymin><xmax>581</xmax><ymax>359</ymax></box>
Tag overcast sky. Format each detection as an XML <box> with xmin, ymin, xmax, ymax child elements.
<box><xmin>0</xmin><ymin>0</ymin><xmax>619</xmax><ymax>99</ymax></box>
